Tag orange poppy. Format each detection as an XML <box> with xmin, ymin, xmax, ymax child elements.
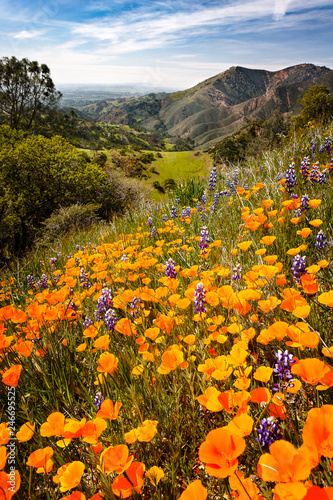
<box><xmin>257</xmin><ymin>440</ymin><xmax>312</xmax><ymax>482</ymax></box>
<box><xmin>253</xmin><ymin>366</ymin><xmax>273</xmax><ymax>383</ymax></box>
<box><xmin>81</xmin><ymin>418</ymin><xmax>107</xmax><ymax>444</ymax></box>
<box><xmin>198</xmin><ymin>427</ymin><xmax>246</xmax><ymax>478</ymax></box>
<box><xmin>16</xmin><ymin>422</ymin><xmax>35</xmax><ymax>442</ymax></box>
<box><xmin>302</xmin><ymin>405</ymin><xmax>333</xmax><ymax>458</ymax></box>
<box><xmin>100</xmin><ymin>444</ymin><xmax>133</xmax><ymax>475</ymax></box>
<box><xmin>0</xmin><ymin>470</ymin><xmax>21</xmax><ymax>499</ymax></box>
<box><xmin>53</xmin><ymin>461</ymin><xmax>85</xmax><ymax>492</ymax></box>
<box><xmin>196</xmin><ymin>387</ymin><xmax>224</xmax><ymax>412</ymax></box>
<box><xmin>226</xmin><ymin>414</ymin><xmax>253</xmax><ymax>437</ymax></box>
<box><xmin>40</xmin><ymin>412</ymin><xmax>65</xmax><ymax>437</ymax></box>
<box><xmin>0</xmin><ymin>424</ymin><xmax>10</xmax><ymax>446</ymax></box>
<box><xmin>302</xmin><ymin>486</ymin><xmax>333</xmax><ymax>499</ymax></box>
<box><xmin>97</xmin><ymin>399</ymin><xmax>122</xmax><ymax>420</ymax></box>
<box><xmin>318</xmin><ymin>291</ymin><xmax>333</xmax><ymax>307</ymax></box>
<box><xmin>0</xmin><ymin>447</ymin><xmax>8</xmax><ymax>470</ymax></box>
<box><xmin>178</xmin><ymin>480</ymin><xmax>207</xmax><ymax>500</ymax></box>
<box><xmin>273</xmin><ymin>482</ymin><xmax>307</xmax><ymax>500</ymax></box>
<box><xmin>145</xmin><ymin>466</ymin><xmax>164</xmax><ymax>487</ymax></box>
<box><xmin>229</xmin><ymin>471</ymin><xmax>263</xmax><ymax>500</ymax></box>
<box><xmin>26</xmin><ymin>446</ymin><xmax>54</xmax><ymax>473</ymax></box>
<box><xmin>111</xmin><ymin>461</ymin><xmax>145</xmax><ymax>498</ymax></box>
<box><xmin>291</xmin><ymin>358</ymin><xmax>331</xmax><ymax>385</ymax></box>
<box><xmin>157</xmin><ymin>345</ymin><xmax>184</xmax><ymax>374</ymax></box>
<box><xmin>1</xmin><ymin>365</ymin><xmax>22</xmax><ymax>387</ymax></box>
<box><xmin>97</xmin><ymin>352</ymin><xmax>118</xmax><ymax>374</ymax></box>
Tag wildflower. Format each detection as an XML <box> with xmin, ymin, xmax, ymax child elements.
<box><xmin>37</xmin><ymin>274</ymin><xmax>48</xmax><ymax>289</ymax></box>
<box><xmin>199</xmin><ymin>227</ymin><xmax>210</xmax><ymax>253</ymax></box>
<box><xmin>146</xmin><ymin>466</ymin><xmax>165</xmax><ymax>487</ymax></box>
<box><xmin>121</xmin><ymin>254</ymin><xmax>128</xmax><ymax>262</ymax></box>
<box><xmin>79</xmin><ymin>268</ymin><xmax>91</xmax><ymax>289</ymax></box>
<box><xmin>310</xmin><ymin>162</ymin><xmax>320</xmax><ymax>183</ymax></box>
<box><xmin>284</xmin><ymin>163</ymin><xmax>297</xmax><ymax>193</ymax></box>
<box><xmin>150</xmin><ymin>226</ymin><xmax>157</xmax><ymax>238</ymax></box>
<box><xmin>27</xmin><ymin>274</ymin><xmax>36</xmax><ymax>289</ymax></box>
<box><xmin>97</xmin><ymin>399</ymin><xmax>122</xmax><ymax>420</ymax></box>
<box><xmin>300</xmin><ymin>194</ymin><xmax>310</xmax><ymax>211</ymax></box>
<box><xmin>178</xmin><ymin>480</ymin><xmax>207</xmax><ymax>500</ymax></box>
<box><xmin>170</xmin><ymin>206</ymin><xmax>177</xmax><ymax>219</ymax></box>
<box><xmin>100</xmin><ymin>445</ymin><xmax>133</xmax><ymax>475</ymax></box>
<box><xmin>273</xmin><ymin>350</ymin><xmax>295</xmax><ymax>392</ymax></box>
<box><xmin>314</xmin><ymin>230</ymin><xmax>327</xmax><ymax>249</ymax></box>
<box><xmin>112</xmin><ymin>461</ymin><xmax>145</xmax><ymax>498</ymax></box>
<box><xmin>208</xmin><ymin>167</ymin><xmax>217</xmax><ymax>191</ymax></box>
<box><xmin>82</xmin><ymin>317</ymin><xmax>93</xmax><ymax>329</ymax></box>
<box><xmin>199</xmin><ymin>427</ymin><xmax>246</xmax><ymax>478</ymax></box>
<box><xmin>164</xmin><ymin>259</ymin><xmax>177</xmax><ymax>279</ymax></box>
<box><xmin>300</xmin><ymin>156</ymin><xmax>310</xmax><ymax>178</ymax></box>
<box><xmin>95</xmin><ymin>287</ymin><xmax>113</xmax><ymax>321</ymax></box>
<box><xmin>193</xmin><ymin>282</ymin><xmax>206</xmax><ymax>316</ymax></box>
<box><xmin>291</xmin><ymin>254</ymin><xmax>306</xmax><ymax>283</ymax></box>
<box><xmin>232</xmin><ymin>264</ymin><xmax>242</xmax><ymax>281</ymax></box>
<box><xmin>129</xmin><ymin>296</ymin><xmax>140</xmax><ymax>318</ymax></box>
<box><xmin>147</xmin><ymin>216</ymin><xmax>153</xmax><ymax>228</ymax></box>
<box><xmin>302</xmin><ymin>405</ymin><xmax>333</xmax><ymax>458</ymax></box>
<box><xmin>53</xmin><ymin>461</ymin><xmax>85</xmax><ymax>492</ymax></box>
<box><xmin>93</xmin><ymin>392</ymin><xmax>104</xmax><ymax>412</ymax></box>
<box><xmin>256</xmin><ymin>416</ymin><xmax>282</xmax><ymax>449</ymax></box>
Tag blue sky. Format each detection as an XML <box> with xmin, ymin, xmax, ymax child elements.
<box><xmin>1</xmin><ymin>0</ymin><xmax>333</xmax><ymax>90</ymax></box>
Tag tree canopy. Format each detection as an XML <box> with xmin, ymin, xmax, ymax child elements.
<box><xmin>0</xmin><ymin>56</ymin><xmax>62</xmax><ymax>130</ymax></box>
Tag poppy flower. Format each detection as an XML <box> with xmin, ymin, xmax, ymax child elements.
<box><xmin>257</xmin><ymin>440</ymin><xmax>312</xmax><ymax>482</ymax></box>
<box><xmin>0</xmin><ymin>424</ymin><xmax>10</xmax><ymax>446</ymax></box>
<box><xmin>1</xmin><ymin>364</ymin><xmax>22</xmax><ymax>387</ymax></box>
<box><xmin>196</xmin><ymin>387</ymin><xmax>224</xmax><ymax>412</ymax></box>
<box><xmin>177</xmin><ymin>480</ymin><xmax>207</xmax><ymax>500</ymax></box>
<box><xmin>229</xmin><ymin>471</ymin><xmax>263</xmax><ymax>500</ymax></box>
<box><xmin>40</xmin><ymin>412</ymin><xmax>65</xmax><ymax>437</ymax></box>
<box><xmin>97</xmin><ymin>352</ymin><xmax>118</xmax><ymax>374</ymax></box>
<box><xmin>0</xmin><ymin>447</ymin><xmax>8</xmax><ymax>470</ymax></box>
<box><xmin>302</xmin><ymin>486</ymin><xmax>333</xmax><ymax>499</ymax></box>
<box><xmin>16</xmin><ymin>422</ymin><xmax>35</xmax><ymax>442</ymax></box>
<box><xmin>81</xmin><ymin>418</ymin><xmax>107</xmax><ymax>444</ymax></box>
<box><xmin>291</xmin><ymin>358</ymin><xmax>331</xmax><ymax>385</ymax></box>
<box><xmin>145</xmin><ymin>466</ymin><xmax>164</xmax><ymax>487</ymax></box>
<box><xmin>97</xmin><ymin>399</ymin><xmax>122</xmax><ymax>420</ymax></box>
<box><xmin>302</xmin><ymin>405</ymin><xmax>333</xmax><ymax>458</ymax></box>
<box><xmin>0</xmin><ymin>470</ymin><xmax>21</xmax><ymax>499</ymax></box>
<box><xmin>100</xmin><ymin>444</ymin><xmax>133</xmax><ymax>475</ymax></box>
<box><xmin>226</xmin><ymin>414</ymin><xmax>253</xmax><ymax>437</ymax></box>
<box><xmin>26</xmin><ymin>446</ymin><xmax>54</xmax><ymax>472</ymax></box>
<box><xmin>157</xmin><ymin>345</ymin><xmax>184</xmax><ymax>374</ymax></box>
<box><xmin>318</xmin><ymin>291</ymin><xmax>333</xmax><ymax>307</ymax></box>
<box><xmin>273</xmin><ymin>482</ymin><xmax>307</xmax><ymax>500</ymax></box>
<box><xmin>53</xmin><ymin>461</ymin><xmax>85</xmax><ymax>492</ymax></box>
<box><xmin>253</xmin><ymin>366</ymin><xmax>273</xmax><ymax>383</ymax></box>
<box><xmin>112</xmin><ymin>461</ymin><xmax>145</xmax><ymax>498</ymax></box>
<box><xmin>198</xmin><ymin>427</ymin><xmax>246</xmax><ymax>478</ymax></box>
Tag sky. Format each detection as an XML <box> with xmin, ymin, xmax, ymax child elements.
<box><xmin>0</xmin><ymin>0</ymin><xmax>333</xmax><ymax>91</ymax></box>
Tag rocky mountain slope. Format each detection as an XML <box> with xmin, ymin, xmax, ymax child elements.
<box><xmin>79</xmin><ymin>64</ymin><xmax>333</xmax><ymax>146</ymax></box>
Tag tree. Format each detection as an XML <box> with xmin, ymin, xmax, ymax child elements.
<box><xmin>0</xmin><ymin>56</ymin><xmax>62</xmax><ymax>130</ymax></box>
<box><xmin>298</xmin><ymin>85</ymin><xmax>333</xmax><ymax>124</ymax></box>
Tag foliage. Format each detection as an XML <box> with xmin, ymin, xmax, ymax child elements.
<box><xmin>0</xmin><ymin>127</ymin><xmax>148</xmax><ymax>261</ymax></box>
<box><xmin>295</xmin><ymin>85</ymin><xmax>333</xmax><ymax>126</ymax></box>
<box><xmin>0</xmin><ymin>56</ymin><xmax>61</xmax><ymax>131</ymax></box>
<box><xmin>37</xmin><ymin>203</ymin><xmax>101</xmax><ymax>245</ymax></box>
<box><xmin>173</xmin><ymin>177</ymin><xmax>205</xmax><ymax>206</ymax></box>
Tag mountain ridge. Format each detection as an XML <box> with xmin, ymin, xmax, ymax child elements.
<box><xmin>78</xmin><ymin>64</ymin><xmax>333</xmax><ymax>147</ymax></box>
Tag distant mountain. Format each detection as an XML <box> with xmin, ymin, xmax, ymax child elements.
<box><xmin>77</xmin><ymin>64</ymin><xmax>333</xmax><ymax>147</ymax></box>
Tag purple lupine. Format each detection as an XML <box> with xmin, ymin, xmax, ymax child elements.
<box><xmin>325</xmin><ymin>137</ymin><xmax>331</xmax><ymax>153</ymax></box>
<box><xmin>165</xmin><ymin>258</ymin><xmax>177</xmax><ymax>279</ymax></box>
<box><xmin>79</xmin><ymin>268</ymin><xmax>91</xmax><ymax>289</ymax></box>
<box><xmin>330</xmin><ymin>158</ymin><xmax>333</xmax><ymax>176</ymax></box>
<box><xmin>104</xmin><ymin>308</ymin><xmax>118</xmax><ymax>332</ymax></box>
<box><xmin>300</xmin><ymin>156</ymin><xmax>310</xmax><ymax>178</ymax></box>
<box><xmin>186</xmin><ymin>206</ymin><xmax>191</xmax><ymax>217</ymax></box>
<box><xmin>318</xmin><ymin>171</ymin><xmax>326</xmax><ymax>184</ymax></box>
<box><xmin>256</xmin><ymin>417</ymin><xmax>282</xmax><ymax>449</ymax></box>
<box><xmin>121</xmin><ymin>254</ymin><xmax>128</xmax><ymax>262</ymax></box>
<box><xmin>273</xmin><ymin>349</ymin><xmax>295</xmax><ymax>392</ymax></box>
<box><xmin>210</xmin><ymin>191</ymin><xmax>220</xmax><ymax>213</ymax></box>
<box><xmin>194</xmin><ymin>282</ymin><xmax>206</xmax><ymax>316</ymax></box>
<box><xmin>291</xmin><ymin>254</ymin><xmax>306</xmax><ymax>283</ymax></box>
<box><xmin>150</xmin><ymin>226</ymin><xmax>157</xmax><ymax>238</ymax></box>
<box><xmin>300</xmin><ymin>194</ymin><xmax>310</xmax><ymax>212</ymax></box>
<box><xmin>37</xmin><ymin>274</ymin><xmax>49</xmax><ymax>289</ymax></box>
<box><xmin>201</xmin><ymin>193</ymin><xmax>207</xmax><ymax>205</ymax></box>
<box><xmin>83</xmin><ymin>317</ymin><xmax>93</xmax><ymax>329</ymax></box>
<box><xmin>309</xmin><ymin>163</ymin><xmax>320</xmax><ymax>183</ymax></box>
<box><xmin>309</xmin><ymin>139</ymin><xmax>317</xmax><ymax>153</ymax></box>
<box><xmin>162</xmin><ymin>213</ymin><xmax>168</xmax><ymax>222</ymax></box>
<box><xmin>129</xmin><ymin>296</ymin><xmax>141</xmax><ymax>319</ymax></box>
<box><xmin>208</xmin><ymin>167</ymin><xmax>217</xmax><ymax>192</ymax></box>
<box><xmin>170</xmin><ymin>206</ymin><xmax>177</xmax><ymax>219</ymax></box>
<box><xmin>27</xmin><ymin>275</ymin><xmax>36</xmax><ymax>289</ymax></box>
<box><xmin>94</xmin><ymin>392</ymin><xmax>104</xmax><ymax>411</ymax></box>
<box><xmin>147</xmin><ymin>216</ymin><xmax>153</xmax><ymax>228</ymax></box>
<box><xmin>95</xmin><ymin>287</ymin><xmax>114</xmax><ymax>321</ymax></box>
<box><xmin>315</xmin><ymin>230</ymin><xmax>327</xmax><ymax>249</ymax></box>
<box><xmin>284</xmin><ymin>163</ymin><xmax>297</xmax><ymax>193</ymax></box>
<box><xmin>232</xmin><ymin>264</ymin><xmax>242</xmax><ymax>281</ymax></box>
<box><xmin>199</xmin><ymin>227</ymin><xmax>210</xmax><ymax>253</ymax></box>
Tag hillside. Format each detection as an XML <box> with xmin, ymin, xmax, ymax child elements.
<box><xmin>78</xmin><ymin>64</ymin><xmax>333</xmax><ymax>147</ymax></box>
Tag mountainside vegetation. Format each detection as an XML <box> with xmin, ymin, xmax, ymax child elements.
<box><xmin>77</xmin><ymin>64</ymin><xmax>333</xmax><ymax>147</ymax></box>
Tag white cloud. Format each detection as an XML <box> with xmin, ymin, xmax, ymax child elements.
<box><xmin>13</xmin><ymin>29</ymin><xmax>46</xmax><ymax>39</ymax></box>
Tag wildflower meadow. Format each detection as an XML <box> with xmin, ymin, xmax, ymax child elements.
<box><xmin>0</xmin><ymin>122</ymin><xmax>333</xmax><ymax>499</ymax></box>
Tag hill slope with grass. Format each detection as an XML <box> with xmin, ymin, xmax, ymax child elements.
<box><xmin>1</xmin><ymin>120</ymin><xmax>333</xmax><ymax>498</ymax></box>
<box><xmin>79</xmin><ymin>64</ymin><xmax>333</xmax><ymax>147</ymax></box>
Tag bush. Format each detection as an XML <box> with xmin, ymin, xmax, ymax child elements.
<box><xmin>37</xmin><ymin>203</ymin><xmax>101</xmax><ymax>245</ymax></box>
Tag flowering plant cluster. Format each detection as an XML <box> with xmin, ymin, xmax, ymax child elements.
<box><xmin>0</xmin><ymin>124</ymin><xmax>333</xmax><ymax>499</ymax></box>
